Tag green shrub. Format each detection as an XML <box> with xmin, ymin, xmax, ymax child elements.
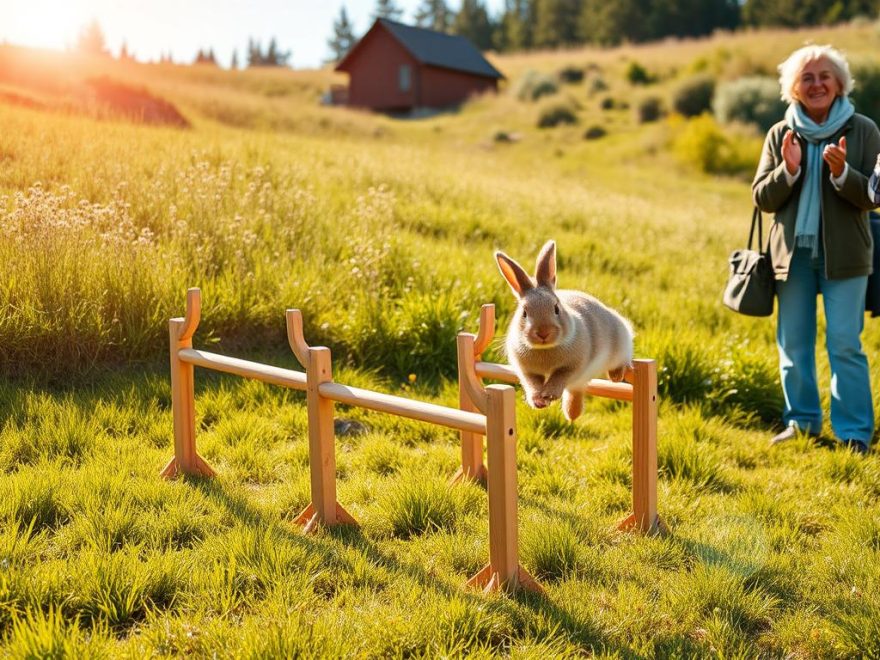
<box><xmin>851</xmin><ymin>60</ymin><xmax>880</xmax><ymax>125</ymax></box>
<box><xmin>586</xmin><ymin>75</ymin><xmax>609</xmax><ymax>95</ymax></box>
<box><xmin>714</xmin><ymin>77</ymin><xmax>785</xmax><ymax>132</ymax></box>
<box><xmin>583</xmin><ymin>125</ymin><xmax>607</xmax><ymax>140</ymax></box>
<box><xmin>513</xmin><ymin>70</ymin><xmax>559</xmax><ymax>102</ymax></box>
<box><xmin>600</xmin><ymin>96</ymin><xmax>616</xmax><ymax>110</ymax></box>
<box><xmin>671</xmin><ymin>114</ymin><xmax>759</xmax><ymax>177</ymax></box>
<box><xmin>626</xmin><ymin>61</ymin><xmax>654</xmax><ymax>85</ymax></box>
<box><xmin>537</xmin><ymin>99</ymin><xmax>578</xmax><ymax>128</ymax></box>
<box><xmin>636</xmin><ymin>96</ymin><xmax>664</xmax><ymax>123</ymax></box>
<box><xmin>672</xmin><ymin>74</ymin><xmax>716</xmax><ymax>117</ymax></box>
<box><xmin>557</xmin><ymin>66</ymin><xmax>584</xmax><ymax>84</ymax></box>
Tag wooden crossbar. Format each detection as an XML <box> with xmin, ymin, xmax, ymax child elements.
<box><xmin>475</xmin><ymin>362</ymin><xmax>634</xmax><ymax>402</ymax></box>
<box><xmin>318</xmin><ymin>382</ymin><xmax>486</xmax><ymax>434</ymax></box>
<box><xmin>179</xmin><ymin>349</ymin><xmax>308</xmax><ymax>390</ymax></box>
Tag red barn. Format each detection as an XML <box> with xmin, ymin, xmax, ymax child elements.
<box><xmin>335</xmin><ymin>19</ymin><xmax>503</xmax><ymax>112</ymax></box>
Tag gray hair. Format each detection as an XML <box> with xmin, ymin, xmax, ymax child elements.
<box><xmin>777</xmin><ymin>44</ymin><xmax>854</xmax><ymax>105</ymax></box>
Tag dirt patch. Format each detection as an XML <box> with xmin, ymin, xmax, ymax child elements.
<box><xmin>0</xmin><ymin>90</ymin><xmax>45</xmax><ymax>110</ymax></box>
<box><xmin>85</xmin><ymin>76</ymin><xmax>190</xmax><ymax>128</ymax></box>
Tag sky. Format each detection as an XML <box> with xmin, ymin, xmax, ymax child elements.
<box><xmin>0</xmin><ymin>0</ymin><xmax>506</xmax><ymax>70</ymax></box>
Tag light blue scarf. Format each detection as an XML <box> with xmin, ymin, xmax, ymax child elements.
<box><xmin>784</xmin><ymin>96</ymin><xmax>854</xmax><ymax>257</ymax></box>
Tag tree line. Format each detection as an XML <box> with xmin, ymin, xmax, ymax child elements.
<box><xmin>329</xmin><ymin>0</ymin><xmax>880</xmax><ymax>61</ymax></box>
<box><xmin>74</xmin><ymin>20</ymin><xmax>292</xmax><ymax>68</ymax></box>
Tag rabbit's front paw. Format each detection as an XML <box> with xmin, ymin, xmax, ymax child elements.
<box><xmin>526</xmin><ymin>391</ymin><xmax>550</xmax><ymax>408</ymax></box>
<box><xmin>540</xmin><ymin>384</ymin><xmax>564</xmax><ymax>402</ymax></box>
<box><xmin>608</xmin><ymin>366</ymin><xmax>626</xmax><ymax>382</ymax></box>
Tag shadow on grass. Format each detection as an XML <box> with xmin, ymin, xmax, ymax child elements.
<box><xmin>183</xmin><ymin>470</ymin><xmax>634</xmax><ymax>655</ymax></box>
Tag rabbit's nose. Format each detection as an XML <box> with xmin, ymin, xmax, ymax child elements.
<box><xmin>536</xmin><ymin>328</ymin><xmax>551</xmax><ymax>341</ymax></box>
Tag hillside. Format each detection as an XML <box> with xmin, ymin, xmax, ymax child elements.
<box><xmin>1</xmin><ymin>21</ymin><xmax>880</xmax><ymax>657</ymax></box>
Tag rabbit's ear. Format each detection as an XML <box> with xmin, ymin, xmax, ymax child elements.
<box><xmin>535</xmin><ymin>240</ymin><xmax>557</xmax><ymax>289</ymax></box>
<box><xmin>496</xmin><ymin>251</ymin><xmax>533</xmax><ymax>297</ymax></box>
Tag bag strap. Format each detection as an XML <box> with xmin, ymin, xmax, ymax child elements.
<box><xmin>747</xmin><ymin>207</ymin><xmax>763</xmax><ymax>251</ymax></box>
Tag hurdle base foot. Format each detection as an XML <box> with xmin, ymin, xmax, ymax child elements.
<box><xmin>449</xmin><ymin>464</ymin><xmax>488</xmax><ymax>487</ymax></box>
<box><xmin>293</xmin><ymin>502</ymin><xmax>358</xmax><ymax>533</ymax></box>
<box><xmin>160</xmin><ymin>454</ymin><xmax>216</xmax><ymax>480</ymax></box>
<box><xmin>617</xmin><ymin>512</ymin><xmax>667</xmax><ymax>535</ymax></box>
<box><xmin>466</xmin><ymin>563</ymin><xmax>544</xmax><ymax>595</ymax></box>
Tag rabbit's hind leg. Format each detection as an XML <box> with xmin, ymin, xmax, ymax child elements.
<box><xmin>562</xmin><ymin>389</ymin><xmax>584</xmax><ymax>421</ymax></box>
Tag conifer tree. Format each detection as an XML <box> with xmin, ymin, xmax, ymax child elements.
<box><xmin>453</xmin><ymin>0</ymin><xmax>493</xmax><ymax>50</ymax></box>
<box><xmin>328</xmin><ymin>6</ymin><xmax>357</xmax><ymax>62</ymax></box>
<box><xmin>373</xmin><ymin>0</ymin><xmax>404</xmax><ymax>21</ymax></box>
<box><xmin>415</xmin><ymin>0</ymin><xmax>452</xmax><ymax>32</ymax></box>
<box><xmin>76</xmin><ymin>20</ymin><xmax>109</xmax><ymax>56</ymax></box>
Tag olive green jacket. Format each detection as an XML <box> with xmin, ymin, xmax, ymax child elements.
<box><xmin>752</xmin><ymin>112</ymin><xmax>880</xmax><ymax>281</ymax></box>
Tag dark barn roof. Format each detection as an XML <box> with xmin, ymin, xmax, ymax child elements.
<box><xmin>337</xmin><ymin>19</ymin><xmax>504</xmax><ymax>80</ymax></box>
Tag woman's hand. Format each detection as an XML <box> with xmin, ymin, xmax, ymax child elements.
<box><xmin>823</xmin><ymin>136</ymin><xmax>847</xmax><ymax>178</ymax></box>
<box><xmin>782</xmin><ymin>130</ymin><xmax>801</xmax><ymax>176</ymax></box>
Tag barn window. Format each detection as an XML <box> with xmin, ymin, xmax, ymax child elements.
<box><xmin>399</xmin><ymin>64</ymin><xmax>411</xmax><ymax>92</ymax></box>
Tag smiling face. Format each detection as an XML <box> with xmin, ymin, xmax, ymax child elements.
<box><xmin>794</xmin><ymin>57</ymin><xmax>842</xmax><ymax>123</ymax></box>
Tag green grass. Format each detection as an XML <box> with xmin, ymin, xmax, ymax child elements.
<box><xmin>3</xmin><ymin>21</ymin><xmax>880</xmax><ymax>657</ymax></box>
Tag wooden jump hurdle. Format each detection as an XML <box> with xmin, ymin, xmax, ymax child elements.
<box><xmin>454</xmin><ymin>304</ymin><xmax>665</xmax><ymax>535</ymax></box>
<box><xmin>162</xmin><ymin>288</ymin><xmax>663</xmax><ymax>594</ymax></box>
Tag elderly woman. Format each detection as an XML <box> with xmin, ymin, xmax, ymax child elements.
<box><xmin>753</xmin><ymin>45</ymin><xmax>880</xmax><ymax>454</ymax></box>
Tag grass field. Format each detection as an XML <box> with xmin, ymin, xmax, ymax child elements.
<box><xmin>2</xmin><ymin>21</ymin><xmax>880</xmax><ymax>657</ymax></box>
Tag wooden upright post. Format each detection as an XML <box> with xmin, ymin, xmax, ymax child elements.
<box><xmin>467</xmin><ymin>384</ymin><xmax>542</xmax><ymax>594</ymax></box>
<box><xmin>287</xmin><ymin>311</ymin><xmax>357</xmax><ymax>532</ymax></box>
<box><xmin>618</xmin><ymin>359</ymin><xmax>665</xmax><ymax>534</ymax></box>
<box><xmin>161</xmin><ymin>288</ymin><xmax>215</xmax><ymax>479</ymax></box>
<box><xmin>452</xmin><ymin>305</ymin><xmax>494</xmax><ymax>485</ymax></box>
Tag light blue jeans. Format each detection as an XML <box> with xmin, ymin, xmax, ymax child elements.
<box><xmin>776</xmin><ymin>247</ymin><xmax>874</xmax><ymax>443</ymax></box>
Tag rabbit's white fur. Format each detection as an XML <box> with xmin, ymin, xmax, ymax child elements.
<box><xmin>495</xmin><ymin>240</ymin><xmax>634</xmax><ymax>421</ymax></box>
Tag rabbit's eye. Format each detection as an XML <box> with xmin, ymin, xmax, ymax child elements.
<box><xmin>522</xmin><ymin>310</ymin><xmax>527</xmax><ymax>319</ymax></box>
<box><xmin>554</xmin><ymin>304</ymin><xmax>560</xmax><ymax>315</ymax></box>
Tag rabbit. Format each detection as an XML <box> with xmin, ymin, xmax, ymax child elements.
<box><xmin>495</xmin><ymin>240</ymin><xmax>634</xmax><ymax>421</ymax></box>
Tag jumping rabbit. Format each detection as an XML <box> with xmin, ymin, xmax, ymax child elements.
<box><xmin>495</xmin><ymin>240</ymin><xmax>634</xmax><ymax>421</ymax></box>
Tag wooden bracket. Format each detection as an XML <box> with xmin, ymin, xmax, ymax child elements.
<box><xmin>467</xmin><ymin>563</ymin><xmax>544</xmax><ymax>595</ymax></box>
<box><xmin>293</xmin><ymin>501</ymin><xmax>358</xmax><ymax>534</ymax></box>
<box><xmin>473</xmin><ymin>304</ymin><xmax>495</xmax><ymax>357</ymax></box>
<box><xmin>618</xmin><ymin>512</ymin><xmax>668</xmax><ymax>535</ymax></box>
<box><xmin>285</xmin><ymin>309</ymin><xmax>311</xmax><ymax>371</ymax></box>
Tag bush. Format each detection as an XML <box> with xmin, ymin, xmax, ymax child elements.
<box><xmin>851</xmin><ymin>60</ymin><xmax>880</xmax><ymax>125</ymax></box>
<box><xmin>513</xmin><ymin>70</ymin><xmax>559</xmax><ymax>102</ymax></box>
<box><xmin>636</xmin><ymin>96</ymin><xmax>664</xmax><ymax>123</ymax></box>
<box><xmin>557</xmin><ymin>66</ymin><xmax>584</xmax><ymax>84</ymax></box>
<box><xmin>587</xmin><ymin>75</ymin><xmax>609</xmax><ymax>95</ymax></box>
<box><xmin>600</xmin><ymin>96</ymin><xmax>615</xmax><ymax>110</ymax></box>
<box><xmin>583</xmin><ymin>125</ymin><xmax>607</xmax><ymax>140</ymax></box>
<box><xmin>714</xmin><ymin>77</ymin><xmax>785</xmax><ymax>133</ymax></box>
<box><xmin>626</xmin><ymin>61</ymin><xmax>654</xmax><ymax>85</ymax></box>
<box><xmin>537</xmin><ymin>99</ymin><xmax>578</xmax><ymax>128</ymax></box>
<box><xmin>672</xmin><ymin>74</ymin><xmax>716</xmax><ymax>117</ymax></box>
<box><xmin>671</xmin><ymin>114</ymin><xmax>758</xmax><ymax>176</ymax></box>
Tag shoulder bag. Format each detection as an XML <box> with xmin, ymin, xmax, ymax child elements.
<box><xmin>722</xmin><ymin>207</ymin><xmax>775</xmax><ymax>317</ymax></box>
